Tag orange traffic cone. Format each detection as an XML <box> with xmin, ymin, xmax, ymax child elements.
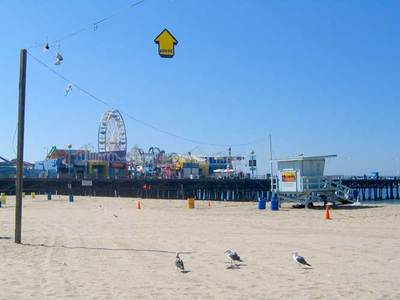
<box><xmin>136</xmin><ymin>200</ymin><xmax>142</xmax><ymax>209</ymax></box>
<box><xmin>324</xmin><ymin>205</ymin><xmax>331</xmax><ymax>220</ymax></box>
<box><xmin>208</xmin><ymin>201</ymin><xmax>211</xmax><ymax>208</ymax></box>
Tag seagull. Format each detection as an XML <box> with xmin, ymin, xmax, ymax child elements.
<box><xmin>292</xmin><ymin>252</ymin><xmax>312</xmax><ymax>268</ymax></box>
<box><xmin>225</xmin><ymin>249</ymin><xmax>242</xmax><ymax>266</ymax></box>
<box><xmin>175</xmin><ymin>253</ymin><xmax>185</xmax><ymax>272</ymax></box>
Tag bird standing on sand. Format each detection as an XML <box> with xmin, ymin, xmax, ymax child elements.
<box><xmin>225</xmin><ymin>249</ymin><xmax>242</xmax><ymax>266</ymax></box>
<box><xmin>292</xmin><ymin>252</ymin><xmax>312</xmax><ymax>268</ymax></box>
<box><xmin>175</xmin><ymin>253</ymin><xmax>185</xmax><ymax>272</ymax></box>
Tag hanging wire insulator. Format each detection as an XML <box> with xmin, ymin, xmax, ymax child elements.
<box><xmin>55</xmin><ymin>52</ymin><xmax>64</xmax><ymax>65</ymax></box>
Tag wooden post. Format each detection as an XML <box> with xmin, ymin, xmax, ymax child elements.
<box><xmin>15</xmin><ymin>49</ymin><xmax>27</xmax><ymax>244</ymax></box>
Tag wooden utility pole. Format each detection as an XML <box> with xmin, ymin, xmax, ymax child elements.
<box><xmin>15</xmin><ymin>49</ymin><xmax>27</xmax><ymax>244</ymax></box>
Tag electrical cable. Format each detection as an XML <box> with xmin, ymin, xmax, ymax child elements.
<box><xmin>27</xmin><ymin>0</ymin><xmax>146</xmax><ymax>50</ymax></box>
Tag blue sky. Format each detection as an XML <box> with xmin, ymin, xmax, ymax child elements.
<box><xmin>0</xmin><ymin>0</ymin><xmax>399</xmax><ymax>175</ymax></box>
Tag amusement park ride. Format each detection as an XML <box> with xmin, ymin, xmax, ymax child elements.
<box><xmin>98</xmin><ymin>109</ymin><xmax>127</xmax><ymax>162</ymax></box>
<box><xmin>7</xmin><ymin>109</ymin><xmax>255</xmax><ymax>179</ymax></box>
<box><xmin>95</xmin><ymin>109</ymin><xmax>247</xmax><ymax>178</ymax></box>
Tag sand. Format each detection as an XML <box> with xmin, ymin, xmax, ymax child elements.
<box><xmin>1</xmin><ymin>195</ymin><xmax>400</xmax><ymax>299</ymax></box>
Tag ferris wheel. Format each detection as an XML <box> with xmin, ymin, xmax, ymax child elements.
<box><xmin>98</xmin><ymin>109</ymin><xmax>127</xmax><ymax>154</ymax></box>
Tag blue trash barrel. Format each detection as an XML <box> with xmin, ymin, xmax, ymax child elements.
<box><xmin>47</xmin><ymin>193</ymin><xmax>52</xmax><ymax>200</ymax></box>
<box><xmin>258</xmin><ymin>197</ymin><xmax>266</xmax><ymax>210</ymax></box>
<box><xmin>69</xmin><ymin>194</ymin><xmax>74</xmax><ymax>202</ymax></box>
<box><xmin>270</xmin><ymin>194</ymin><xmax>279</xmax><ymax>211</ymax></box>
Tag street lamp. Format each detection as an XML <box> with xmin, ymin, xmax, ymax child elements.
<box><xmin>250</xmin><ymin>150</ymin><xmax>256</xmax><ymax>179</ymax></box>
<box><xmin>228</xmin><ymin>147</ymin><xmax>232</xmax><ymax>177</ymax></box>
<box><xmin>67</xmin><ymin>144</ymin><xmax>72</xmax><ymax>178</ymax></box>
<box><xmin>188</xmin><ymin>151</ymin><xmax>192</xmax><ymax>179</ymax></box>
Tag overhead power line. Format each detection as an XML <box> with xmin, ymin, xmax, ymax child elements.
<box><xmin>27</xmin><ymin>0</ymin><xmax>146</xmax><ymax>49</ymax></box>
<box><xmin>27</xmin><ymin>51</ymin><xmax>264</xmax><ymax>148</ymax></box>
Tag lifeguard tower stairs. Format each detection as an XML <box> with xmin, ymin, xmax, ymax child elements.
<box><xmin>273</xmin><ymin>155</ymin><xmax>355</xmax><ymax>207</ymax></box>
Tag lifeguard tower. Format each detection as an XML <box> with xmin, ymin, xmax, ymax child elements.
<box><xmin>273</xmin><ymin>154</ymin><xmax>354</xmax><ymax>207</ymax></box>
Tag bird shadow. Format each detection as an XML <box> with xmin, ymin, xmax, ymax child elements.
<box><xmin>226</xmin><ymin>265</ymin><xmax>240</xmax><ymax>270</ymax></box>
<box><xmin>226</xmin><ymin>264</ymin><xmax>244</xmax><ymax>270</ymax></box>
<box><xmin>302</xmin><ymin>267</ymin><xmax>313</xmax><ymax>270</ymax></box>
<box><xmin>224</xmin><ymin>262</ymin><xmax>247</xmax><ymax>267</ymax></box>
<box><xmin>22</xmin><ymin>243</ymin><xmax>192</xmax><ymax>255</ymax></box>
<box><xmin>181</xmin><ymin>270</ymin><xmax>191</xmax><ymax>274</ymax></box>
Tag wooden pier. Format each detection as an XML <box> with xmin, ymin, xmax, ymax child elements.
<box><xmin>0</xmin><ymin>177</ymin><xmax>399</xmax><ymax>201</ymax></box>
<box><xmin>342</xmin><ymin>178</ymin><xmax>400</xmax><ymax>200</ymax></box>
<box><xmin>0</xmin><ymin>178</ymin><xmax>271</xmax><ymax>201</ymax></box>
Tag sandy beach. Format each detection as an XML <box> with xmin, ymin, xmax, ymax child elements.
<box><xmin>1</xmin><ymin>195</ymin><xmax>400</xmax><ymax>299</ymax></box>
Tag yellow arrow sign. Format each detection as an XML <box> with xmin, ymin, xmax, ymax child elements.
<box><xmin>154</xmin><ymin>28</ymin><xmax>178</xmax><ymax>58</ymax></box>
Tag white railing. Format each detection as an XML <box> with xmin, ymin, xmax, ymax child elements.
<box><xmin>274</xmin><ymin>175</ymin><xmax>343</xmax><ymax>193</ymax></box>
<box><xmin>301</xmin><ymin>176</ymin><xmax>343</xmax><ymax>192</ymax></box>
<box><xmin>274</xmin><ymin>175</ymin><xmax>356</xmax><ymax>204</ymax></box>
